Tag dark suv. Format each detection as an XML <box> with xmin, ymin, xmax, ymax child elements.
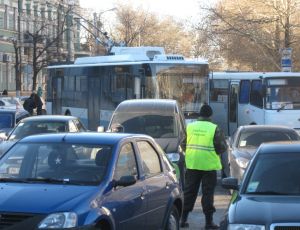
<box><xmin>107</xmin><ymin>99</ymin><xmax>187</xmax><ymax>188</ymax></box>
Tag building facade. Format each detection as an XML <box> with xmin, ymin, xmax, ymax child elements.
<box><xmin>0</xmin><ymin>0</ymin><xmax>86</xmax><ymax>94</ymax></box>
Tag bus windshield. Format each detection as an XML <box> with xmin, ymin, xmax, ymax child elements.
<box><xmin>156</xmin><ymin>64</ymin><xmax>207</xmax><ymax>114</ymax></box>
<box><xmin>266</xmin><ymin>78</ymin><xmax>300</xmax><ymax>110</ymax></box>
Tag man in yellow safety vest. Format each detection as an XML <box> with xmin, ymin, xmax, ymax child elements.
<box><xmin>180</xmin><ymin>104</ymin><xmax>227</xmax><ymax>229</ymax></box>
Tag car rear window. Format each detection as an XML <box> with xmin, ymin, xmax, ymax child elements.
<box><xmin>8</xmin><ymin>121</ymin><xmax>67</xmax><ymax>140</ymax></box>
<box><xmin>111</xmin><ymin>113</ymin><xmax>178</xmax><ymax>138</ymax></box>
<box><xmin>238</xmin><ymin>130</ymin><xmax>298</xmax><ymax>148</ymax></box>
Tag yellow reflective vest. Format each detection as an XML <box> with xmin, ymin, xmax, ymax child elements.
<box><xmin>185</xmin><ymin>120</ymin><xmax>222</xmax><ymax>171</ymax></box>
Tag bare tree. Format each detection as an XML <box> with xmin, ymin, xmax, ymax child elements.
<box><xmin>196</xmin><ymin>0</ymin><xmax>300</xmax><ymax>71</ymax></box>
<box><xmin>24</xmin><ymin>4</ymin><xmax>71</xmax><ymax>91</ymax></box>
<box><xmin>111</xmin><ymin>3</ymin><xmax>193</xmax><ymax>56</ymax></box>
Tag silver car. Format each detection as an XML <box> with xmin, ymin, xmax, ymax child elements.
<box><xmin>227</xmin><ymin>125</ymin><xmax>299</xmax><ymax>181</ymax></box>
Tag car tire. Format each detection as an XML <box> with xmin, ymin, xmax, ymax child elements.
<box><xmin>165</xmin><ymin>205</ymin><xmax>180</xmax><ymax>230</ymax></box>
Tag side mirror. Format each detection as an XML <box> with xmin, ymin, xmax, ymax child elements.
<box><xmin>97</xmin><ymin>126</ymin><xmax>105</xmax><ymax>132</ymax></box>
<box><xmin>221</xmin><ymin>177</ymin><xmax>239</xmax><ymax>190</ymax></box>
<box><xmin>111</xmin><ymin>124</ymin><xmax>124</xmax><ymax>133</ymax></box>
<box><xmin>113</xmin><ymin>175</ymin><xmax>136</xmax><ymax>188</ymax></box>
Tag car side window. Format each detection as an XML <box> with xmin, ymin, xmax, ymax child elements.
<box><xmin>137</xmin><ymin>141</ymin><xmax>161</xmax><ymax>177</ymax></box>
<box><xmin>69</xmin><ymin>121</ymin><xmax>78</xmax><ymax>132</ymax></box>
<box><xmin>114</xmin><ymin>143</ymin><xmax>138</xmax><ymax>181</ymax></box>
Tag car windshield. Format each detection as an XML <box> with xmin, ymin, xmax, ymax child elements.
<box><xmin>238</xmin><ymin>130</ymin><xmax>297</xmax><ymax>148</ymax></box>
<box><xmin>0</xmin><ymin>143</ymin><xmax>112</xmax><ymax>185</ymax></box>
<box><xmin>0</xmin><ymin>114</ymin><xmax>13</xmax><ymax>129</ymax></box>
<box><xmin>8</xmin><ymin>121</ymin><xmax>67</xmax><ymax>141</ymax></box>
<box><xmin>245</xmin><ymin>153</ymin><xmax>300</xmax><ymax>195</ymax></box>
<box><xmin>111</xmin><ymin>113</ymin><xmax>178</xmax><ymax>138</ymax></box>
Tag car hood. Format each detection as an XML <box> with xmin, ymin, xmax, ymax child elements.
<box><xmin>235</xmin><ymin>148</ymin><xmax>257</xmax><ymax>159</ymax></box>
<box><xmin>154</xmin><ymin>137</ymin><xmax>181</xmax><ymax>153</ymax></box>
<box><xmin>232</xmin><ymin>195</ymin><xmax>300</xmax><ymax>223</ymax></box>
<box><xmin>0</xmin><ymin>183</ymin><xmax>99</xmax><ymax>213</ymax></box>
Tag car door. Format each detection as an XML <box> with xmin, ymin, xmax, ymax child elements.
<box><xmin>136</xmin><ymin>140</ymin><xmax>170</xmax><ymax>229</ymax></box>
<box><xmin>103</xmin><ymin>142</ymin><xmax>147</xmax><ymax>229</ymax></box>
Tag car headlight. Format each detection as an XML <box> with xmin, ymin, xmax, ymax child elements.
<box><xmin>166</xmin><ymin>153</ymin><xmax>180</xmax><ymax>162</ymax></box>
<box><xmin>228</xmin><ymin>224</ymin><xmax>265</xmax><ymax>230</ymax></box>
<box><xmin>236</xmin><ymin>157</ymin><xmax>249</xmax><ymax>169</ymax></box>
<box><xmin>38</xmin><ymin>212</ymin><xmax>77</xmax><ymax>229</ymax></box>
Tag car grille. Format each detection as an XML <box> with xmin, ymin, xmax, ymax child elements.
<box><xmin>272</xmin><ymin>224</ymin><xmax>300</xmax><ymax>230</ymax></box>
<box><xmin>0</xmin><ymin>213</ymin><xmax>34</xmax><ymax>229</ymax></box>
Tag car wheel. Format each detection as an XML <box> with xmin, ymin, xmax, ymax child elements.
<box><xmin>165</xmin><ymin>205</ymin><xmax>180</xmax><ymax>230</ymax></box>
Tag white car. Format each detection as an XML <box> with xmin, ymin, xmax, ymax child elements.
<box><xmin>0</xmin><ymin>96</ymin><xmax>23</xmax><ymax>110</ymax></box>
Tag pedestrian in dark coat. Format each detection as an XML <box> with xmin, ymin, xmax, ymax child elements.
<box><xmin>34</xmin><ymin>93</ymin><xmax>43</xmax><ymax>115</ymax></box>
<box><xmin>23</xmin><ymin>93</ymin><xmax>36</xmax><ymax>116</ymax></box>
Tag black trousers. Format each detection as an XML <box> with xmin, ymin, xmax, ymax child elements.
<box><xmin>183</xmin><ymin>169</ymin><xmax>217</xmax><ymax>215</ymax></box>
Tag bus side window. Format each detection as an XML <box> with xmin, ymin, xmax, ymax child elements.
<box><xmin>250</xmin><ymin>80</ymin><xmax>263</xmax><ymax>108</ymax></box>
<box><xmin>239</xmin><ymin>80</ymin><xmax>250</xmax><ymax>104</ymax></box>
<box><xmin>209</xmin><ymin>79</ymin><xmax>228</xmax><ymax>102</ymax></box>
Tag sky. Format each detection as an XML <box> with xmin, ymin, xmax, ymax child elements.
<box><xmin>78</xmin><ymin>0</ymin><xmax>210</xmax><ymax>21</ymax></box>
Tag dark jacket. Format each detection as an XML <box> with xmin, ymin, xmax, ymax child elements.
<box><xmin>34</xmin><ymin>94</ymin><xmax>43</xmax><ymax>115</ymax></box>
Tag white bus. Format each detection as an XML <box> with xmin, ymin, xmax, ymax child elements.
<box><xmin>46</xmin><ymin>46</ymin><xmax>209</xmax><ymax>130</ymax></box>
<box><xmin>209</xmin><ymin>72</ymin><xmax>300</xmax><ymax>136</ymax></box>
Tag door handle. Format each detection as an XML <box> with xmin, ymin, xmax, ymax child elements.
<box><xmin>140</xmin><ymin>191</ymin><xmax>147</xmax><ymax>200</ymax></box>
<box><xmin>166</xmin><ymin>182</ymin><xmax>171</xmax><ymax>189</ymax></box>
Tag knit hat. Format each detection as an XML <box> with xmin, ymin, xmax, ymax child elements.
<box><xmin>199</xmin><ymin>104</ymin><xmax>213</xmax><ymax>117</ymax></box>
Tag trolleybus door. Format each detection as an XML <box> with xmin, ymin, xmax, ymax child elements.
<box><xmin>52</xmin><ymin>76</ymin><xmax>63</xmax><ymax>115</ymax></box>
<box><xmin>88</xmin><ymin>77</ymin><xmax>101</xmax><ymax>130</ymax></box>
<box><xmin>228</xmin><ymin>82</ymin><xmax>239</xmax><ymax>136</ymax></box>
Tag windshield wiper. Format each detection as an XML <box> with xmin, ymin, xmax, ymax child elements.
<box><xmin>246</xmin><ymin>191</ymin><xmax>289</xmax><ymax>195</ymax></box>
<box><xmin>0</xmin><ymin>178</ymin><xmax>30</xmax><ymax>183</ymax></box>
<box><xmin>277</xmin><ymin>102</ymin><xmax>293</xmax><ymax>112</ymax></box>
<box><xmin>24</xmin><ymin>178</ymin><xmax>88</xmax><ymax>185</ymax></box>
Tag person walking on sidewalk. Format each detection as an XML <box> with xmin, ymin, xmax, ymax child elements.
<box><xmin>180</xmin><ymin>104</ymin><xmax>227</xmax><ymax>229</ymax></box>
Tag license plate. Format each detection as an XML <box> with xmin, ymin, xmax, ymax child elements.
<box><xmin>8</xmin><ymin>167</ymin><xmax>20</xmax><ymax>174</ymax></box>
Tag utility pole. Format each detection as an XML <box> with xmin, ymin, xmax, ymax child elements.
<box><xmin>16</xmin><ymin>0</ymin><xmax>23</xmax><ymax>97</ymax></box>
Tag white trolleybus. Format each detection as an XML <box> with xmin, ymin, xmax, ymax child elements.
<box><xmin>46</xmin><ymin>46</ymin><xmax>209</xmax><ymax>130</ymax></box>
<box><xmin>209</xmin><ymin>72</ymin><xmax>300</xmax><ymax>136</ymax></box>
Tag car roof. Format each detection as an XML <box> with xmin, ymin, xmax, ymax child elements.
<box><xmin>238</xmin><ymin>125</ymin><xmax>297</xmax><ymax>132</ymax></box>
<box><xmin>20</xmin><ymin>115</ymin><xmax>78</xmax><ymax>122</ymax></box>
<box><xmin>257</xmin><ymin>141</ymin><xmax>300</xmax><ymax>155</ymax></box>
<box><xmin>0</xmin><ymin>108</ymin><xmax>29</xmax><ymax>115</ymax></box>
<box><xmin>115</xmin><ymin>99</ymin><xmax>178</xmax><ymax>113</ymax></box>
<box><xmin>18</xmin><ymin>132</ymin><xmax>151</xmax><ymax>145</ymax></box>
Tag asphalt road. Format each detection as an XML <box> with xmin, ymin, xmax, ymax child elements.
<box><xmin>180</xmin><ymin>172</ymin><xmax>232</xmax><ymax>229</ymax></box>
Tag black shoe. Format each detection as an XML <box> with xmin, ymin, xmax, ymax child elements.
<box><xmin>180</xmin><ymin>222</ymin><xmax>189</xmax><ymax>228</ymax></box>
<box><xmin>205</xmin><ymin>222</ymin><xmax>219</xmax><ymax>230</ymax></box>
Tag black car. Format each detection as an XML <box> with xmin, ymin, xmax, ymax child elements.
<box><xmin>106</xmin><ymin>99</ymin><xmax>187</xmax><ymax>188</ymax></box>
<box><xmin>220</xmin><ymin>141</ymin><xmax>300</xmax><ymax>230</ymax></box>
<box><xmin>227</xmin><ymin>125</ymin><xmax>299</xmax><ymax>181</ymax></box>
